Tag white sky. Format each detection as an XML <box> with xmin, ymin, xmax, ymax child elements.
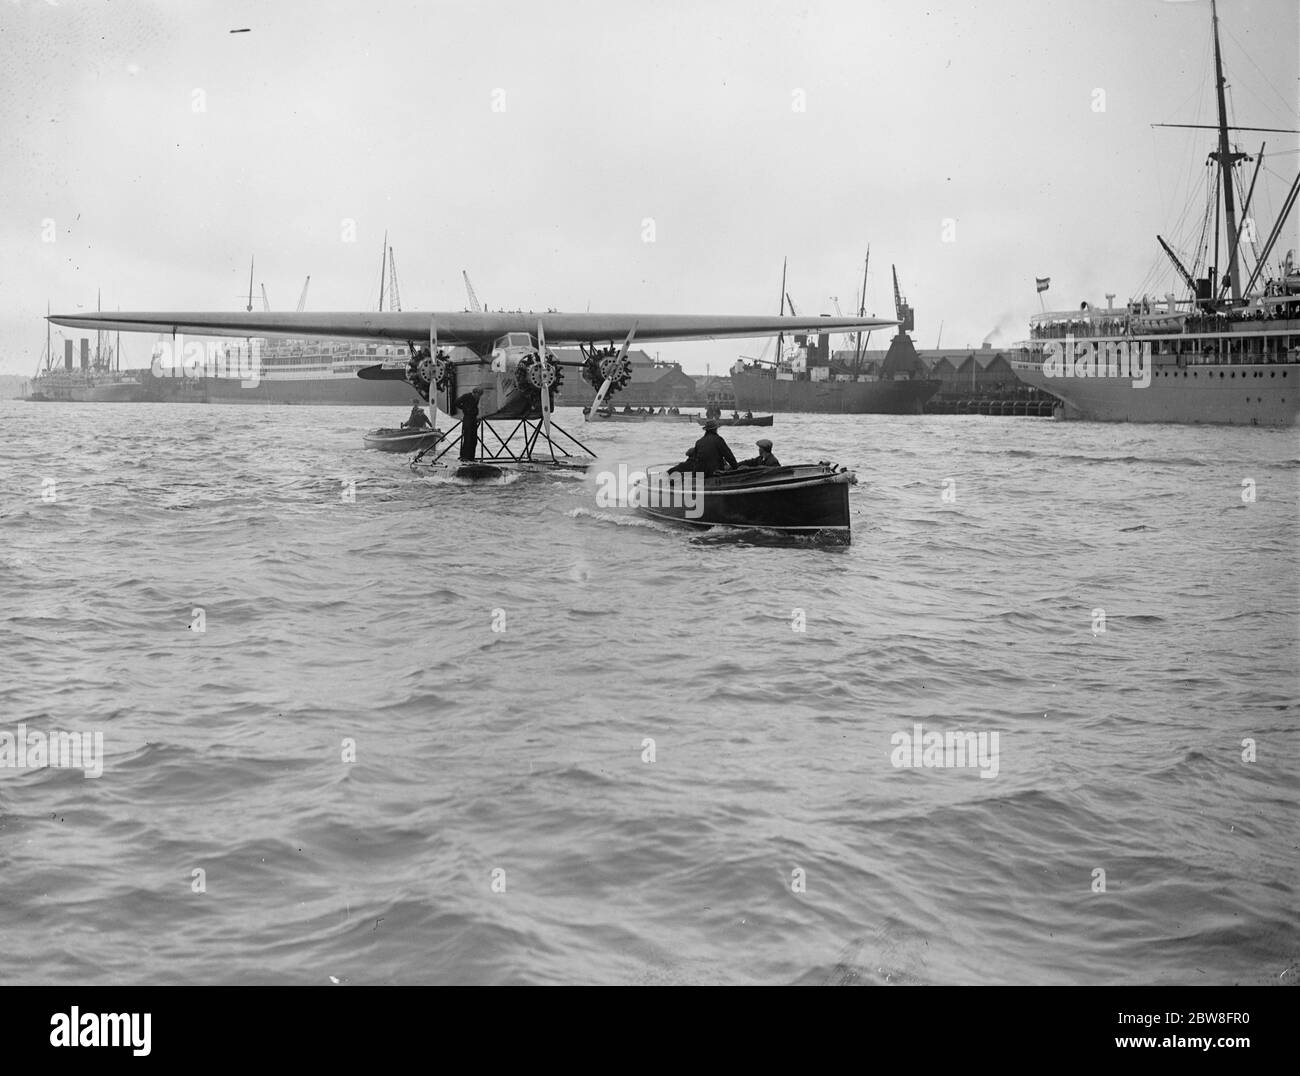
<box><xmin>1</xmin><ymin>0</ymin><xmax>1296</xmax><ymax>375</ymax></box>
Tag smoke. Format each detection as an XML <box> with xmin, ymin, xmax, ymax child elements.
<box><xmin>981</xmin><ymin>310</ymin><xmax>1018</xmax><ymax>347</ymax></box>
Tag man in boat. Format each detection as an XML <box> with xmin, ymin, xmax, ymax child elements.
<box><xmin>738</xmin><ymin>438</ymin><xmax>780</xmax><ymax>468</ymax></box>
<box><xmin>401</xmin><ymin>404</ymin><xmax>431</xmax><ymax>430</ymax></box>
<box><xmin>667</xmin><ymin>446</ymin><xmax>698</xmax><ymax>475</ymax></box>
<box><xmin>454</xmin><ymin>387</ymin><xmax>484</xmax><ymax>461</ymax></box>
<box><xmin>672</xmin><ymin>418</ymin><xmax>737</xmax><ymax>477</ymax></box>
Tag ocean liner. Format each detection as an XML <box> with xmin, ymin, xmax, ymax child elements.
<box><xmin>28</xmin><ymin>298</ymin><xmax>145</xmax><ymax>402</ymax></box>
<box><xmin>1012</xmin><ymin>0</ymin><xmax>1300</xmax><ymax>426</ymax></box>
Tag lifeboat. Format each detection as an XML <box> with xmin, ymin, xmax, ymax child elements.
<box><xmin>694</xmin><ymin>414</ymin><xmax>774</xmax><ymax>427</ymax></box>
<box><xmin>363</xmin><ymin>427</ymin><xmax>445</xmax><ymax>452</ymax></box>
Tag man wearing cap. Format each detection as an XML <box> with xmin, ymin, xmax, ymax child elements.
<box><xmin>674</xmin><ymin>418</ymin><xmax>738</xmax><ymax>477</ymax></box>
<box><xmin>738</xmin><ymin>438</ymin><xmax>781</xmax><ymax>468</ymax></box>
<box><xmin>454</xmin><ymin>386</ymin><xmax>485</xmax><ymax>461</ymax></box>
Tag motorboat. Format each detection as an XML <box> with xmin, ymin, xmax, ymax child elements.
<box><xmin>634</xmin><ymin>462</ymin><xmax>854</xmax><ymax>541</ymax></box>
<box><xmin>363</xmin><ymin>427</ymin><xmax>445</xmax><ymax>452</ymax></box>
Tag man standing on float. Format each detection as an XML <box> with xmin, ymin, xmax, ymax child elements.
<box><xmin>454</xmin><ymin>387</ymin><xmax>484</xmax><ymax>461</ymax></box>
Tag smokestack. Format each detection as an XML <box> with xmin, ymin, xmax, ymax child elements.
<box><xmin>80</xmin><ymin>339</ymin><xmax>89</xmax><ymax>370</ymax></box>
<box><xmin>63</xmin><ymin>340</ymin><xmax>73</xmax><ymax>371</ymax></box>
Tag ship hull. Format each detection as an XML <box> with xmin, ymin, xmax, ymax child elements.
<box><xmin>731</xmin><ymin>372</ymin><xmax>940</xmax><ymax>414</ymax></box>
<box><xmin>1013</xmin><ymin>359</ymin><xmax>1300</xmax><ymax>426</ymax></box>
<box><xmin>196</xmin><ymin>374</ymin><xmax>420</xmax><ymax>406</ymax></box>
<box><xmin>28</xmin><ymin>376</ymin><xmax>147</xmax><ymax>402</ymax></box>
<box><xmin>636</xmin><ymin>464</ymin><xmax>853</xmax><ymax>541</ymax></box>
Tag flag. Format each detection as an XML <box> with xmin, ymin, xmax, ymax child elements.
<box><xmin>1036</xmin><ymin>277</ymin><xmax>1051</xmax><ymax>293</ymax></box>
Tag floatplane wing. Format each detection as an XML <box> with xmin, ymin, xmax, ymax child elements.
<box><xmin>46</xmin><ymin>308</ymin><xmax>898</xmax><ymax>473</ymax></box>
<box><xmin>46</xmin><ymin>310</ymin><xmax>898</xmax><ymax>345</ymax></box>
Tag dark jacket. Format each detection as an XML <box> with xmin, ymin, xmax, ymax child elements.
<box><xmin>739</xmin><ymin>449</ymin><xmax>780</xmax><ymax>468</ymax></box>
<box><xmin>403</xmin><ymin>407</ymin><xmax>431</xmax><ymax>429</ymax></box>
<box><xmin>691</xmin><ymin>431</ymin><xmax>738</xmax><ymax>477</ymax></box>
<box><xmin>667</xmin><ymin>448</ymin><xmax>697</xmax><ymax>475</ymax></box>
<box><xmin>454</xmin><ymin>391</ymin><xmax>480</xmax><ymax>420</ymax></box>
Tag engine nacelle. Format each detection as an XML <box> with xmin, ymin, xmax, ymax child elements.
<box><xmin>415</xmin><ymin>333</ymin><xmax>563</xmax><ymax>419</ymax></box>
<box><xmin>581</xmin><ymin>346</ymin><xmax>632</xmax><ymax>396</ymax></box>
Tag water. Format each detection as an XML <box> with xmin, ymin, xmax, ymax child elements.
<box><xmin>1</xmin><ymin>399</ymin><xmax>1296</xmax><ymax>985</ymax></box>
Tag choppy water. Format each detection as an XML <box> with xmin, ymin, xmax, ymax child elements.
<box><xmin>1</xmin><ymin>399</ymin><xmax>1297</xmax><ymax>985</ymax></box>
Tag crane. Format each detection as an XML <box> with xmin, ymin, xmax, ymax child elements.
<box><xmin>892</xmin><ymin>265</ymin><xmax>915</xmax><ymax>332</ymax></box>
<box><xmin>463</xmin><ymin>270</ymin><xmax>485</xmax><ymax>313</ymax></box>
<box><xmin>1157</xmin><ymin>234</ymin><xmax>1200</xmax><ymax>299</ymax></box>
<box><xmin>296</xmin><ymin>275</ymin><xmax>310</xmax><ymax>313</ymax></box>
<box><xmin>387</xmin><ymin>247</ymin><xmax>401</xmax><ymax>312</ymax></box>
<box><xmin>829</xmin><ymin>296</ymin><xmax>855</xmax><ymax>356</ymax></box>
<box><xmin>376</xmin><ymin>230</ymin><xmax>388</xmax><ymax>312</ymax></box>
<box><xmin>261</xmin><ymin>283</ymin><xmax>271</xmax><ymax>312</ymax></box>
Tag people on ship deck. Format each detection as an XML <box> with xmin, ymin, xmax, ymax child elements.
<box><xmin>738</xmin><ymin>438</ymin><xmax>780</xmax><ymax>468</ymax></box>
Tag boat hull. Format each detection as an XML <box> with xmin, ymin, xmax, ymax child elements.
<box><xmin>584</xmin><ymin>410</ymin><xmax>696</xmax><ymax>422</ymax></box>
<box><xmin>731</xmin><ymin>372</ymin><xmax>940</xmax><ymax>414</ymax></box>
<box><xmin>636</xmin><ymin>464</ymin><xmax>853</xmax><ymax>540</ymax></box>
<box><xmin>363</xmin><ymin>428</ymin><xmax>445</xmax><ymax>452</ymax></box>
<box><xmin>1013</xmin><ymin>358</ymin><xmax>1300</xmax><ymax>426</ymax></box>
<box><xmin>199</xmin><ymin>374</ymin><xmax>421</xmax><ymax>406</ymax></box>
<box><xmin>695</xmin><ymin>414</ymin><xmax>773</xmax><ymax>426</ymax></box>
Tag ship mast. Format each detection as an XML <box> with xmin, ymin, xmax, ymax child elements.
<box><xmin>776</xmin><ymin>256</ymin><xmax>787</xmax><ymax>365</ymax></box>
<box><xmin>1211</xmin><ymin>0</ymin><xmax>1243</xmax><ymax>303</ymax></box>
<box><xmin>855</xmin><ymin>247</ymin><xmax>870</xmax><ymax>367</ymax></box>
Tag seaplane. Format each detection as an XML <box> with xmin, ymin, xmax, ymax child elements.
<box><xmin>47</xmin><ymin>306</ymin><xmax>897</xmax><ymax>479</ymax></box>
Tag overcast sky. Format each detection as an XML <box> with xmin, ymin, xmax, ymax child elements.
<box><xmin>2</xmin><ymin>0</ymin><xmax>1296</xmax><ymax>376</ymax></box>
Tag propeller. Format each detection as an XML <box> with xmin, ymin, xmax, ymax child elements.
<box><xmin>427</xmin><ymin>316</ymin><xmax>438</xmax><ymax>425</ymax></box>
<box><xmin>586</xmin><ymin>322</ymin><xmax>637</xmax><ymax>422</ymax></box>
<box><xmin>537</xmin><ymin>319</ymin><xmax>553</xmax><ymax>454</ymax></box>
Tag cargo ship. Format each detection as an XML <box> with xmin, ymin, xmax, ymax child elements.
<box><xmin>729</xmin><ymin>262</ymin><xmax>940</xmax><ymax>414</ymax></box>
<box><xmin>1012</xmin><ymin>0</ymin><xmax>1300</xmax><ymax>426</ymax></box>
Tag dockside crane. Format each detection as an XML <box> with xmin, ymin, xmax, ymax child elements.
<box><xmin>387</xmin><ymin>248</ymin><xmax>401</xmax><ymax>312</ymax></box>
<box><xmin>296</xmin><ymin>276</ymin><xmax>310</xmax><ymax>312</ymax></box>
<box><xmin>463</xmin><ymin>270</ymin><xmax>485</xmax><ymax>313</ymax></box>
<box><xmin>829</xmin><ymin>295</ymin><xmax>856</xmax><ymax>357</ymax></box>
<box><xmin>892</xmin><ymin>265</ymin><xmax>914</xmax><ymax>333</ymax></box>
